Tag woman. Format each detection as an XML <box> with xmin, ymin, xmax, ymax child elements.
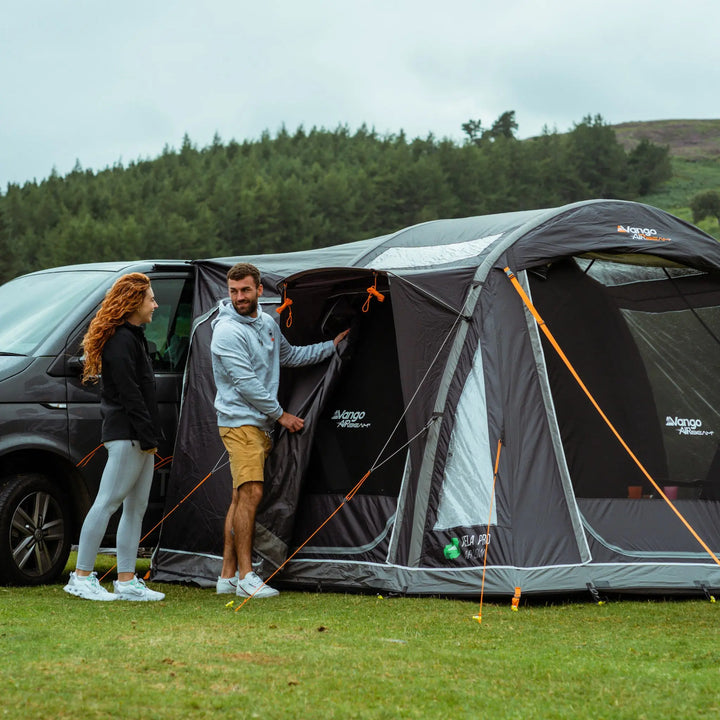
<box><xmin>63</xmin><ymin>272</ymin><xmax>165</xmax><ymax>602</ymax></box>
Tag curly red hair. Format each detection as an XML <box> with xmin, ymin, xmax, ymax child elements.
<box><xmin>81</xmin><ymin>273</ymin><xmax>150</xmax><ymax>384</ymax></box>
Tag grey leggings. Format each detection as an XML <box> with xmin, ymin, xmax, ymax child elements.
<box><xmin>76</xmin><ymin>440</ymin><xmax>155</xmax><ymax>574</ymax></box>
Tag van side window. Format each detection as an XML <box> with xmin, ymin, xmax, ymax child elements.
<box><xmin>145</xmin><ymin>278</ymin><xmax>194</xmax><ymax>373</ymax></box>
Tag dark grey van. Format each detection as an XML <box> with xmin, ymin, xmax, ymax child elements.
<box><xmin>0</xmin><ymin>261</ymin><xmax>194</xmax><ymax>584</ymax></box>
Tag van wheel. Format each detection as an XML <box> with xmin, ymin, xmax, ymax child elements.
<box><xmin>0</xmin><ymin>474</ymin><xmax>72</xmax><ymax>585</ymax></box>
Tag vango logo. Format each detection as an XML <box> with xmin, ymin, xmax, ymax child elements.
<box><xmin>331</xmin><ymin>409</ymin><xmax>371</xmax><ymax>429</ymax></box>
<box><xmin>666</xmin><ymin>416</ymin><xmax>702</xmax><ymax>429</ymax></box>
<box><xmin>617</xmin><ymin>224</ymin><xmax>671</xmax><ymax>243</ymax></box>
<box><xmin>665</xmin><ymin>416</ymin><xmax>714</xmax><ymax>436</ymax></box>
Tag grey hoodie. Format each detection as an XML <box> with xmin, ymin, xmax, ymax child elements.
<box><xmin>210</xmin><ymin>298</ymin><xmax>334</xmax><ymax>431</ymax></box>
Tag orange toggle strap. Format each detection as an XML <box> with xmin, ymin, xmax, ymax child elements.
<box><xmin>275</xmin><ymin>286</ymin><xmax>293</xmax><ymax>327</ymax></box>
<box><xmin>367</xmin><ymin>286</ymin><xmax>385</xmax><ymax>302</ymax></box>
<box><xmin>362</xmin><ymin>275</ymin><xmax>385</xmax><ymax>313</ymax></box>
<box><xmin>276</xmin><ymin>297</ymin><xmax>293</xmax><ymax>314</ymax></box>
<box><xmin>504</xmin><ymin>266</ymin><xmax>720</xmax><ymax>569</ymax></box>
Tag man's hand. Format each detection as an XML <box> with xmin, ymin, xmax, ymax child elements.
<box><xmin>278</xmin><ymin>411</ymin><xmax>304</xmax><ymax>433</ymax></box>
<box><xmin>334</xmin><ymin>328</ymin><xmax>350</xmax><ymax>346</ymax></box>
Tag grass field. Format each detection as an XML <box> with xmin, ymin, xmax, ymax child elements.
<box><xmin>1</xmin><ymin>554</ymin><xmax>719</xmax><ymax>719</ymax></box>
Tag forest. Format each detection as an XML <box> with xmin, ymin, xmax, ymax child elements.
<box><xmin>0</xmin><ymin>112</ymin><xmax>673</xmax><ymax>283</ymax></box>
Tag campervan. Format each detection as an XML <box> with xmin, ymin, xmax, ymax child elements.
<box><xmin>0</xmin><ymin>260</ymin><xmax>193</xmax><ymax>584</ymax></box>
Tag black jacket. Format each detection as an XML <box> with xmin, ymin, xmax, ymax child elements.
<box><xmin>100</xmin><ymin>322</ymin><xmax>162</xmax><ymax>450</ymax></box>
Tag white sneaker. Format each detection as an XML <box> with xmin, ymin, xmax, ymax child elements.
<box><xmin>63</xmin><ymin>571</ymin><xmax>117</xmax><ymax>601</ymax></box>
<box><xmin>216</xmin><ymin>572</ymin><xmax>239</xmax><ymax>594</ymax></box>
<box><xmin>236</xmin><ymin>571</ymin><xmax>279</xmax><ymax>598</ymax></box>
<box><xmin>113</xmin><ymin>576</ymin><xmax>165</xmax><ymax>602</ymax></box>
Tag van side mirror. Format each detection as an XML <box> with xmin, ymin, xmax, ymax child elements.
<box><xmin>67</xmin><ymin>356</ymin><xmax>84</xmax><ymax>376</ymax></box>
<box><xmin>47</xmin><ymin>352</ymin><xmax>85</xmax><ymax>378</ymax></box>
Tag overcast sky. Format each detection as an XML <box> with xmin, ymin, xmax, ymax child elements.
<box><xmin>2</xmin><ymin>0</ymin><xmax>719</xmax><ymax>190</ymax></box>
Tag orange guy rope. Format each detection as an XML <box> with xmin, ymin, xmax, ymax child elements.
<box><xmin>154</xmin><ymin>454</ymin><xmax>173</xmax><ymax>470</ymax></box>
<box><xmin>99</xmin><ymin>467</ymin><xmax>213</xmax><ymax>582</ymax></box>
<box><xmin>504</xmin><ymin>266</ymin><xmax>720</xmax><ymax>568</ymax></box>
<box><xmin>235</xmin><ymin>470</ymin><xmax>372</xmax><ymax>611</ymax></box>
<box><xmin>76</xmin><ymin>444</ymin><xmax>104</xmax><ymax>468</ymax></box>
<box><xmin>233</xmin><ymin>407</ymin><xmax>438</xmax><ymax>610</ymax></box>
<box><xmin>475</xmin><ymin>437</ymin><xmax>502</xmax><ymax>625</ymax></box>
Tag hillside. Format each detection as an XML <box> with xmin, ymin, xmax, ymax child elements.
<box><xmin>618</xmin><ymin>120</ymin><xmax>720</xmax><ymax>240</ymax></box>
<box><xmin>612</xmin><ymin>119</ymin><xmax>720</xmax><ymax>160</ymax></box>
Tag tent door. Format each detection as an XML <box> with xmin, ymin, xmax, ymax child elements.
<box><xmin>291</xmin><ymin>291</ymin><xmax>408</xmax><ymax>562</ymax></box>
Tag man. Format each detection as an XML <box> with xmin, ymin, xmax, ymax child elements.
<box><xmin>210</xmin><ymin>262</ymin><xmax>348</xmax><ymax>598</ymax></box>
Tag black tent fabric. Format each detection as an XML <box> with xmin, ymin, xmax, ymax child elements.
<box><xmin>153</xmin><ymin>199</ymin><xmax>720</xmax><ymax>597</ymax></box>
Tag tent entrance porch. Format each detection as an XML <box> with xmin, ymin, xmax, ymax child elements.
<box><xmin>258</xmin><ymin>271</ymin><xmax>408</xmax><ymax>567</ymax></box>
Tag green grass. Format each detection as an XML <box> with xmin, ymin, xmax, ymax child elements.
<box><xmin>1</xmin><ymin>554</ymin><xmax>719</xmax><ymax>719</ymax></box>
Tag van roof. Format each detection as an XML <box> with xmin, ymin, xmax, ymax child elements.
<box><xmin>24</xmin><ymin>259</ymin><xmax>192</xmax><ymax>275</ymax></box>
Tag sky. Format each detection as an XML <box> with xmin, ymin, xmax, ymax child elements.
<box><xmin>2</xmin><ymin>0</ymin><xmax>719</xmax><ymax>189</ymax></box>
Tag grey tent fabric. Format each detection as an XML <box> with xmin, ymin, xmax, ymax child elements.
<box><xmin>153</xmin><ymin>199</ymin><xmax>720</xmax><ymax>597</ymax></box>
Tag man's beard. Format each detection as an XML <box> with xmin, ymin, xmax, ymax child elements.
<box><xmin>233</xmin><ymin>297</ymin><xmax>258</xmax><ymax>316</ymax></box>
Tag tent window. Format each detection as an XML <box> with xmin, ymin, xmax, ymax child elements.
<box><xmin>576</xmin><ymin>258</ymin><xmax>702</xmax><ymax>286</ymax></box>
<box><xmin>370</xmin><ymin>234</ymin><xmax>502</xmax><ymax>270</ymax></box>
<box><xmin>622</xmin><ymin>306</ymin><xmax>720</xmax><ymax>498</ymax></box>
<box><xmin>434</xmin><ymin>344</ymin><xmax>496</xmax><ymax>530</ymax></box>
<box><xmin>531</xmin><ymin>259</ymin><xmax>720</xmax><ymax>501</ymax></box>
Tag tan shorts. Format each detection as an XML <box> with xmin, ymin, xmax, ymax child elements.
<box><xmin>219</xmin><ymin>426</ymin><xmax>272</xmax><ymax>488</ymax></box>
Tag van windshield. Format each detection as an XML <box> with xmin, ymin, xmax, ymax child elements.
<box><xmin>0</xmin><ymin>271</ymin><xmax>111</xmax><ymax>355</ymax></box>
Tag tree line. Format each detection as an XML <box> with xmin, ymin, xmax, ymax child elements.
<box><xmin>0</xmin><ymin>112</ymin><xmax>672</xmax><ymax>283</ymax></box>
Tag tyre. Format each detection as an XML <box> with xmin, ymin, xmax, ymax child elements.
<box><xmin>0</xmin><ymin>473</ymin><xmax>73</xmax><ymax>585</ymax></box>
